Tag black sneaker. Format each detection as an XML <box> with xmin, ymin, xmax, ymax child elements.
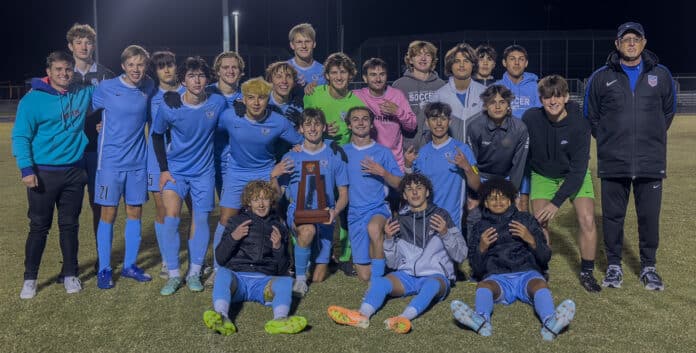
<box><xmin>579</xmin><ymin>271</ymin><xmax>602</xmax><ymax>292</ymax></box>
<box><xmin>639</xmin><ymin>266</ymin><xmax>665</xmax><ymax>291</ymax></box>
<box><xmin>338</xmin><ymin>261</ymin><xmax>357</xmax><ymax>277</ymax></box>
<box><xmin>601</xmin><ymin>265</ymin><xmax>623</xmax><ymax>288</ymax></box>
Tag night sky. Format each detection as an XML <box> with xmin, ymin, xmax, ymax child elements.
<box><xmin>2</xmin><ymin>0</ymin><xmax>693</xmax><ymax>83</ymax></box>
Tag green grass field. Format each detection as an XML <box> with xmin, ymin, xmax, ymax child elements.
<box><xmin>1</xmin><ymin>118</ymin><xmax>695</xmax><ymax>353</ymax></box>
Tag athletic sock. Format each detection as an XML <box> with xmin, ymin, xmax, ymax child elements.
<box><xmin>294</xmin><ymin>245</ymin><xmax>311</xmax><ymax>279</ymax></box>
<box><xmin>370</xmin><ymin>258</ymin><xmax>386</xmax><ymax>280</ymax></box>
<box><xmin>400</xmin><ymin>306</ymin><xmax>419</xmax><ymax>321</ymax></box>
<box><xmin>163</xmin><ymin>216</ymin><xmax>181</xmax><ymax>272</ymax></box>
<box><xmin>475</xmin><ymin>287</ymin><xmax>494</xmax><ymax>322</ymax></box>
<box><xmin>362</xmin><ymin>276</ymin><xmax>392</xmax><ymax>317</ymax></box>
<box><xmin>154</xmin><ymin>221</ymin><xmax>165</xmax><ymax>263</ymax></box>
<box><xmin>271</xmin><ymin>277</ymin><xmax>292</xmax><ymax>319</ymax></box>
<box><xmin>213</xmin><ymin>223</ymin><xmax>226</xmax><ymax>269</ymax></box>
<box><xmin>212</xmin><ymin>268</ymin><xmax>234</xmax><ymax>305</ymax></box>
<box><xmin>533</xmin><ymin>288</ymin><xmax>555</xmax><ymax>323</ymax></box>
<box><xmin>188</xmin><ymin>264</ymin><xmax>202</xmax><ymax>278</ymax></box>
<box><xmin>581</xmin><ymin>258</ymin><xmax>595</xmax><ymax>274</ymax></box>
<box><xmin>96</xmin><ymin>220</ymin><xmax>114</xmax><ymax>272</ymax></box>
<box><xmin>213</xmin><ymin>299</ymin><xmax>230</xmax><ymax>318</ymax></box>
<box><xmin>123</xmin><ymin>219</ymin><xmax>142</xmax><ymax>268</ymax></box>
<box><xmin>188</xmin><ymin>211</ymin><xmax>210</xmax><ymax>274</ymax></box>
<box><xmin>404</xmin><ymin>277</ymin><xmax>441</xmax><ymax>318</ymax></box>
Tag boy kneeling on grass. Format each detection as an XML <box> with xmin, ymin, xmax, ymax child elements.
<box><xmin>328</xmin><ymin>173</ymin><xmax>467</xmax><ymax>333</ymax></box>
<box><xmin>203</xmin><ymin>180</ymin><xmax>307</xmax><ymax>335</ymax></box>
<box><xmin>450</xmin><ymin>178</ymin><xmax>575</xmax><ymax>341</ymax></box>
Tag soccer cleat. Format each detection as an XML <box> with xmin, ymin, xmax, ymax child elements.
<box><xmin>20</xmin><ymin>280</ymin><xmax>37</xmax><ymax>299</ymax></box>
<box><xmin>204</xmin><ymin>269</ymin><xmax>216</xmax><ymax>288</ymax></box>
<box><xmin>264</xmin><ymin>316</ymin><xmax>308</xmax><ymax>334</ymax></box>
<box><xmin>338</xmin><ymin>261</ymin><xmax>358</xmax><ymax>277</ymax></box>
<box><xmin>640</xmin><ymin>267</ymin><xmax>665</xmax><ymax>291</ymax></box>
<box><xmin>159</xmin><ymin>263</ymin><xmax>168</xmax><ymax>279</ymax></box>
<box><xmin>187</xmin><ymin>275</ymin><xmax>204</xmax><ymax>292</ymax></box>
<box><xmin>601</xmin><ymin>265</ymin><xmax>623</xmax><ymax>288</ymax></box>
<box><xmin>203</xmin><ymin>310</ymin><xmax>236</xmax><ymax>336</ymax></box>
<box><xmin>450</xmin><ymin>300</ymin><xmax>492</xmax><ymax>336</ymax></box>
<box><xmin>384</xmin><ymin>316</ymin><xmax>412</xmax><ymax>334</ymax></box>
<box><xmin>121</xmin><ymin>265</ymin><xmax>152</xmax><ymax>282</ymax></box>
<box><xmin>292</xmin><ymin>279</ymin><xmax>309</xmax><ymax>297</ymax></box>
<box><xmin>579</xmin><ymin>271</ymin><xmax>602</xmax><ymax>293</ymax></box>
<box><xmin>97</xmin><ymin>269</ymin><xmax>115</xmax><ymax>289</ymax></box>
<box><xmin>64</xmin><ymin>276</ymin><xmax>82</xmax><ymax>294</ymax></box>
<box><xmin>541</xmin><ymin>299</ymin><xmax>576</xmax><ymax>341</ymax></box>
<box><xmin>327</xmin><ymin>306</ymin><xmax>369</xmax><ymax>329</ymax></box>
<box><xmin>160</xmin><ymin>277</ymin><xmax>182</xmax><ymax>296</ymax></box>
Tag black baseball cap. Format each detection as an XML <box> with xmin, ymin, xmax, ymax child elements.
<box><xmin>617</xmin><ymin>22</ymin><xmax>645</xmax><ymax>38</ymax></box>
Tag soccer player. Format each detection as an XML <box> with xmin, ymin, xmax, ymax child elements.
<box><xmin>523</xmin><ymin>75</ymin><xmax>601</xmax><ymax>292</ymax></box>
<box><xmin>304</xmin><ymin>53</ymin><xmax>366</xmax><ymax>275</ymax></box>
<box><xmin>353</xmin><ymin>58</ymin><xmax>417</xmax><ymax>170</ymax></box>
<box><xmin>328</xmin><ymin>173</ymin><xmax>466</xmax><ymax>334</ymax></box>
<box><xmin>451</xmin><ymin>179</ymin><xmax>575</xmax><ymax>341</ymax></box>
<box><xmin>13</xmin><ymin>51</ymin><xmax>94</xmax><ymax>299</ymax></box>
<box><xmin>496</xmin><ymin>45</ymin><xmax>541</xmax><ymax>118</ymax></box>
<box><xmin>213</xmin><ymin>77</ymin><xmax>303</xmax><ymax>275</ymax></box>
<box><xmin>66</xmin><ymin>23</ymin><xmax>114</xmax><ymax>264</ymax></box>
<box><xmin>264</xmin><ymin>61</ymin><xmax>304</xmax><ymax>161</ymax></box>
<box><xmin>203</xmin><ymin>181</ymin><xmax>307</xmax><ymax>335</ymax></box>
<box><xmin>93</xmin><ymin>45</ymin><xmax>155</xmax><ymax>289</ymax></box>
<box><xmin>405</xmin><ymin>102</ymin><xmax>480</xmax><ymax>229</ymax></box>
<box><xmin>274</xmin><ymin>108</ymin><xmax>349</xmax><ymax>296</ymax></box>
<box><xmin>432</xmin><ymin>43</ymin><xmax>487</xmax><ymax>142</ymax></box>
<box><xmin>151</xmin><ymin>57</ymin><xmax>226</xmax><ymax>295</ymax></box>
<box><xmin>473</xmin><ymin>45</ymin><xmax>497</xmax><ymax>86</ymax></box>
<box><xmin>146</xmin><ymin>51</ymin><xmax>187</xmax><ymax>279</ymax></box>
<box><xmin>584</xmin><ymin>22</ymin><xmax>676</xmax><ymax>291</ymax></box>
<box><xmin>342</xmin><ymin>107</ymin><xmax>403</xmax><ymax>282</ymax></box>
<box><xmin>207</xmin><ymin>51</ymin><xmax>245</xmax><ymax>196</ymax></box>
<box><xmin>392</xmin><ymin>40</ymin><xmax>446</xmax><ymax>150</ymax></box>
<box><xmin>287</xmin><ymin>23</ymin><xmax>326</xmax><ymax>87</ymax></box>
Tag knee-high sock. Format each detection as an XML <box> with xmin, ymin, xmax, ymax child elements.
<box><xmin>370</xmin><ymin>258</ymin><xmax>386</xmax><ymax>280</ymax></box>
<box><xmin>163</xmin><ymin>216</ymin><xmax>181</xmax><ymax>273</ymax></box>
<box><xmin>475</xmin><ymin>287</ymin><xmax>494</xmax><ymax>322</ymax></box>
<box><xmin>213</xmin><ymin>222</ymin><xmax>225</xmax><ymax>269</ymax></box>
<box><xmin>123</xmin><ymin>219</ymin><xmax>142</xmax><ymax>268</ymax></box>
<box><xmin>360</xmin><ymin>276</ymin><xmax>393</xmax><ymax>318</ymax></box>
<box><xmin>188</xmin><ymin>211</ymin><xmax>210</xmax><ymax>276</ymax></box>
<box><xmin>96</xmin><ymin>220</ymin><xmax>114</xmax><ymax>272</ymax></box>
<box><xmin>403</xmin><ymin>277</ymin><xmax>441</xmax><ymax>320</ymax></box>
<box><xmin>294</xmin><ymin>245</ymin><xmax>311</xmax><ymax>281</ymax></box>
<box><xmin>533</xmin><ymin>288</ymin><xmax>555</xmax><ymax>323</ymax></box>
<box><xmin>212</xmin><ymin>267</ymin><xmax>235</xmax><ymax>314</ymax></box>
<box><xmin>154</xmin><ymin>221</ymin><xmax>165</xmax><ymax>264</ymax></box>
<box><xmin>271</xmin><ymin>277</ymin><xmax>293</xmax><ymax>319</ymax></box>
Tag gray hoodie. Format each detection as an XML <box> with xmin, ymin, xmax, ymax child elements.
<box><xmin>383</xmin><ymin>203</ymin><xmax>467</xmax><ymax>281</ymax></box>
<box><xmin>392</xmin><ymin>70</ymin><xmax>446</xmax><ymax>150</ymax></box>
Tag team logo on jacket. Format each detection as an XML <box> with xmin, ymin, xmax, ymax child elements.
<box><xmin>648</xmin><ymin>75</ymin><xmax>658</xmax><ymax>87</ymax></box>
<box><xmin>206</xmin><ymin>110</ymin><xmax>215</xmax><ymax>119</ymax></box>
<box><xmin>260</xmin><ymin>127</ymin><xmax>270</xmax><ymax>135</ymax></box>
<box><xmin>91</xmin><ymin>78</ymin><xmax>99</xmax><ymax>86</ymax></box>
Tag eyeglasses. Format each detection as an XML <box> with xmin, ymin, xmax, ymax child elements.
<box><xmin>619</xmin><ymin>37</ymin><xmax>644</xmax><ymax>45</ymax></box>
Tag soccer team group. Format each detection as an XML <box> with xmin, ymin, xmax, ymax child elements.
<box><xmin>12</xmin><ymin>20</ymin><xmax>675</xmax><ymax>338</ymax></box>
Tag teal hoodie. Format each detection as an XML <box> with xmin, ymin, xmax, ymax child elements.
<box><xmin>12</xmin><ymin>78</ymin><xmax>94</xmax><ymax>176</ymax></box>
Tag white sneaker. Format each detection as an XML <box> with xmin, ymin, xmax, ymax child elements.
<box><xmin>20</xmin><ymin>280</ymin><xmax>37</xmax><ymax>299</ymax></box>
<box><xmin>64</xmin><ymin>276</ymin><xmax>82</xmax><ymax>294</ymax></box>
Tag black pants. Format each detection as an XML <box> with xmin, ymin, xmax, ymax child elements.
<box><xmin>601</xmin><ymin>177</ymin><xmax>662</xmax><ymax>268</ymax></box>
<box><xmin>24</xmin><ymin>167</ymin><xmax>87</xmax><ymax>280</ymax></box>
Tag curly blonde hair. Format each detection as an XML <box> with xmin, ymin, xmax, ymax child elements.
<box><xmin>241</xmin><ymin>180</ymin><xmax>278</xmax><ymax>208</ymax></box>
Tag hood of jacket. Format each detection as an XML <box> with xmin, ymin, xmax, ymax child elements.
<box><xmin>31</xmin><ymin>77</ymin><xmax>65</xmax><ymax>95</ymax></box>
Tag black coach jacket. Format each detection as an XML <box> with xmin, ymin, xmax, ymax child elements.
<box><xmin>584</xmin><ymin>49</ymin><xmax>676</xmax><ymax>179</ymax></box>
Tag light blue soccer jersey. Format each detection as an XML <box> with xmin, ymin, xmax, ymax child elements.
<box><xmin>93</xmin><ymin>76</ymin><xmax>155</xmax><ymax>171</ymax></box>
<box><xmin>206</xmin><ymin>84</ymin><xmax>242</xmax><ymax>164</ymax></box>
<box><xmin>153</xmin><ymin>94</ymin><xmax>227</xmax><ymax>177</ymax></box>
<box><xmin>147</xmin><ymin>85</ymin><xmax>186</xmax><ymax>175</ymax></box>
<box><xmin>343</xmin><ymin>141</ymin><xmax>403</xmax><ymax>210</ymax></box>
<box><xmin>413</xmin><ymin>137</ymin><xmax>477</xmax><ymax>227</ymax></box>
<box><xmin>288</xmin><ymin>58</ymin><xmax>326</xmax><ymax>87</ymax></box>
<box><xmin>218</xmin><ymin>110</ymin><xmax>304</xmax><ymax>173</ymax></box>
<box><xmin>280</xmin><ymin>143</ymin><xmax>348</xmax><ymax>209</ymax></box>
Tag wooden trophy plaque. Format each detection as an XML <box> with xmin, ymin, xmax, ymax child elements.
<box><xmin>294</xmin><ymin>161</ymin><xmax>330</xmax><ymax>224</ymax></box>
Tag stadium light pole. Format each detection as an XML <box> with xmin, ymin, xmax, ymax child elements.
<box><xmin>233</xmin><ymin>11</ymin><xmax>240</xmax><ymax>53</ymax></box>
<box><xmin>222</xmin><ymin>0</ymin><xmax>230</xmax><ymax>52</ymax></box>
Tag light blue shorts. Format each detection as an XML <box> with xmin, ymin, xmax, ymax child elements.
<box><xmin>484</xmin><ymin>270</ymin><xmax>545</xmax><ymax>305</ymax></box>
<box><xmin>94</xmin><ymin>168</ymin><xmax>147</xmax><ymax>206</ymax></box>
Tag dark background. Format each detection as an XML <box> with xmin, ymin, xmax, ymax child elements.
<box><xmin>1</xmin><ymin>0</ymin><xmax>693</xmax><ymax>82</ymax></box>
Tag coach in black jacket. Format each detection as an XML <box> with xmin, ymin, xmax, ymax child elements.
<box><xmin>583</xmin><ymin>22</ymin><xmax>676</xmax><ymax>291</ymax></box>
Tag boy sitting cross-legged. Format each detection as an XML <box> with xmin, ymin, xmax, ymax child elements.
<box><xmin>328</xmin><ymin>173</ymin><xmax>467</xmax><ymax>334</ymax></box>
<box><xmin>203</xmin><ymin>181</ymin><xmax>307</xmax><ymax>335</ymax></box>
<box><xmin>450</xmin><ymin>178</ymin><xmax>575</xmax><ymax>341</ymax></box>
